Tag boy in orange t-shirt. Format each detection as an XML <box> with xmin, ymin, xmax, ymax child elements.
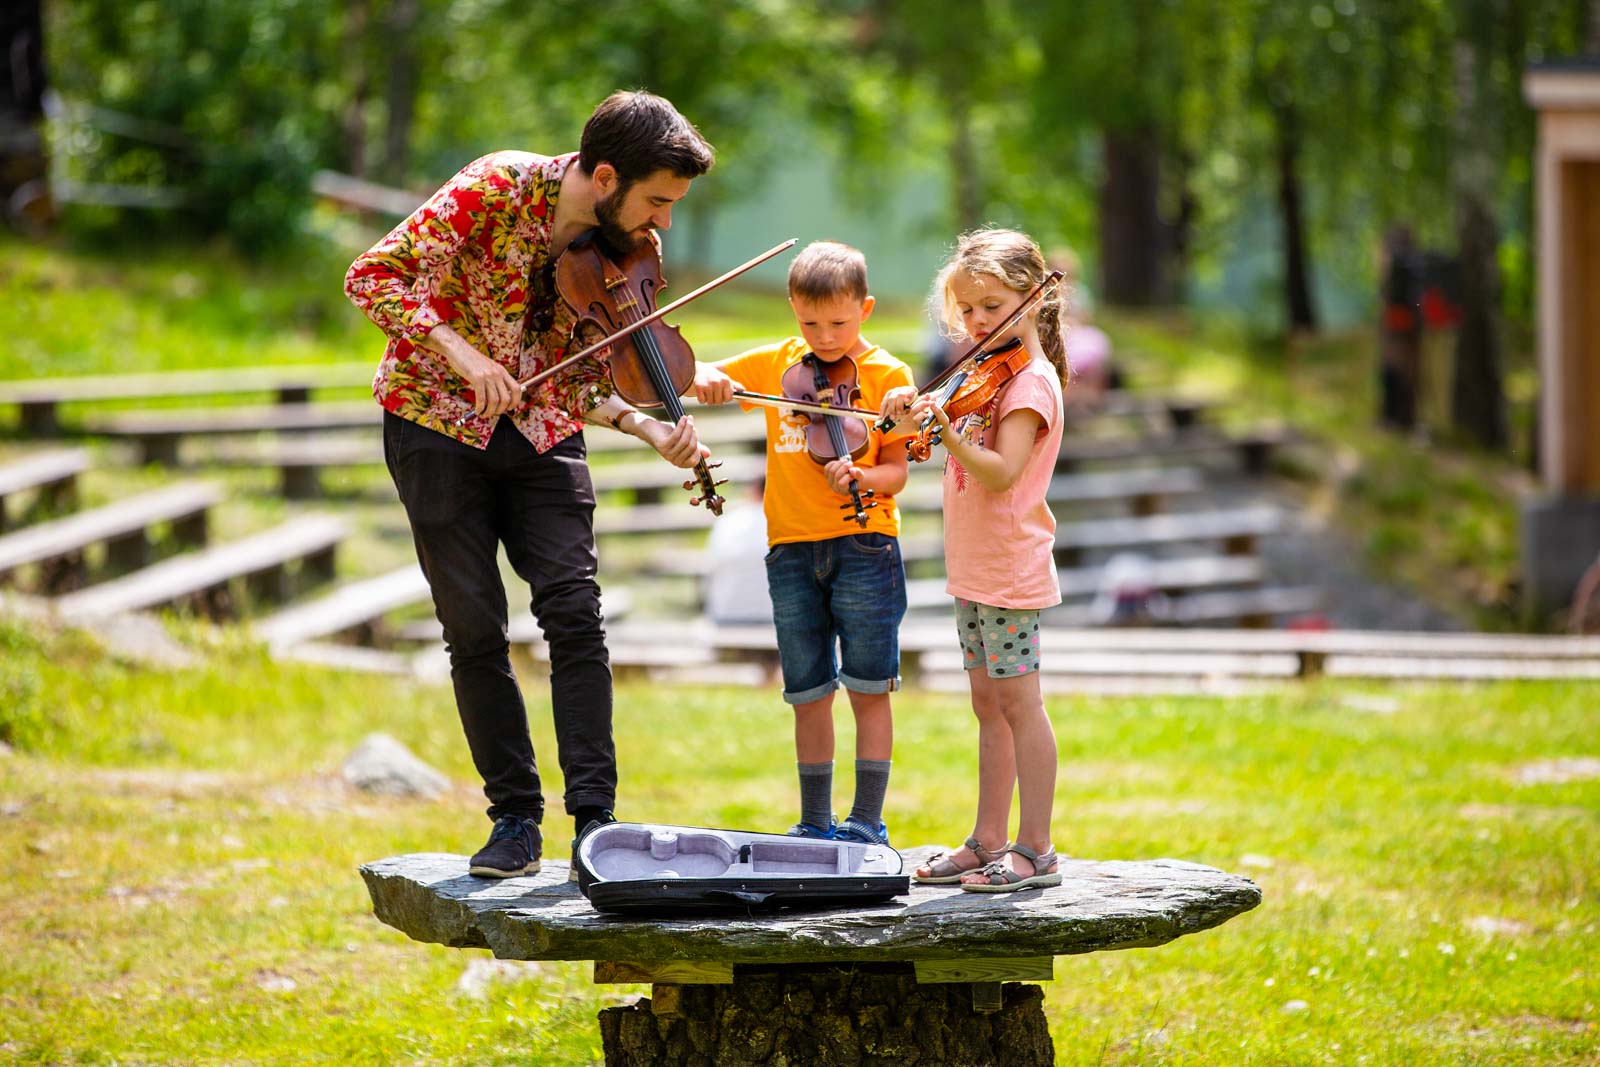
<box><xmin>693</xmin><ymin>241</ymin><xmax>912</xmax><ymax>846</ymax></box>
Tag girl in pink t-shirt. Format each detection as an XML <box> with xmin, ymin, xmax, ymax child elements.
<box><xmin>881</xmin><ymin>228</ymin><xmax>1067</xmax><ymax>893</ymax></box>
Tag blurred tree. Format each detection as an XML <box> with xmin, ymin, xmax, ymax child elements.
<box><xmin>1031</xmin><ymin>0</ymin><xmax>1201</xmax><ymax>307</ymax></box>
<box><xmin>1</xmin><ymin>0</ymin><xmax>47</xmax><ymax>230</ymax></box>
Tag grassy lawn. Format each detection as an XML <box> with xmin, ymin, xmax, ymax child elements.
<box><xmin>2</xmin><ymin>615</ymin><xmax>1597</xmax><ymax>1065</ymax></box>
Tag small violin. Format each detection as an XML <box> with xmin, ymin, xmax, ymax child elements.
<box><xmin>882</xmin><ymin>270</ymin><xmax>1063</xmax><ymax>463</ymax></box>
<box><xmin>778</xmin><ymin>353</ymin><xmax>877</xmax><ymax>527</ymax></box>
<box><xmin>905</xmin><ymin>337</ymin><xmax>1033</xmax><ymax>462</ymax></box>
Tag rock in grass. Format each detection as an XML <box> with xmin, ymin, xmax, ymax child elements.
<box><xmin>342</xmin><ymin>733</ymin><xmax>449</xmax><ymax>799</ymax></box>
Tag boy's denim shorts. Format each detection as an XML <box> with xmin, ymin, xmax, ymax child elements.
<box><xmin>764</xmin><ymin>532</ymin><xmax>907</xmax><ymax>704</ymax></box>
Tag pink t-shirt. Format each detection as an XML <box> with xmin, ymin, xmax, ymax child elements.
<box><xmin>941</xmin><ymin>357</ymin><xmax>1065</xmax><ymax>609</ymax></box>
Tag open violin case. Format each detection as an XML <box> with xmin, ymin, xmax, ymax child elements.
<box><xmin>573</xmin><ymin>822</ymin><xmax>909</xmax><ymax>916</ymax></box>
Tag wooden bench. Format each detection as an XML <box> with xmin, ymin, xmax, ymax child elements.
<box><xmin>0</xmin><ymin>448</ymin><xmax>90</xmax><ymax>530</ymax></box>
<box><xmin>905</xmin><ymin>554</ymin><xmax>1265</xmax><ymax>613</ymax></box>
<box><xmin>1057</xmin><ymin>425</ymin><xmax>1301</xmax><ymax>476</ymax></box>
<box><xmin>1042</xmin><ymin>584</ymin><xmax>1324</xmax><ymax>629</ymax></box>
<box><xmin>1066</xmin><ymin>391</ymin><xmax>1216</xmax><ymax>431</ymax></box>
<box><xmin>0</xmin><ymin>363</ymin><xmax>375</xmax><ymax>435</ymax></box>
<box><xmin>83</xmin><ymin>402</ymin><xmax>382</xmax><ymax>465</ymax></box>
<box><xmin>899</xmin><ymin>465</ymin><xmax>1206</xmax><ymax>517</ymax></box>
<box><xmin>589</xmin><ymin>453</ymin><xmax>767</xmax><ymax>503</ymax></box>
<box><xmin>894</xmin><ymin>505</ymin><xmax>1284</xmax><ymax>570</ymax></box>
<box><xmin>638</xmin><ymin>506</ymin><xmax>1285</xmax><ymax>586</ymax></box>
<box><xmin>0</xmin><ymin>480</ymin><xmax>221</xmax><ymax>592</ymax></box>
<box><xmin>253</xmin><ymin>564</ymin><xmax>432</xmax><ymax>648</ymax></box>
<box><xmin>56</xmin><ymin>513</ymin><xmax>348</xmax><ymax>620</ymax></box>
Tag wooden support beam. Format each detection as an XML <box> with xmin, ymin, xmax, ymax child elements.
<box><xmin>913</xmin><ymin>957</ymin><xmax>1054</xmax><ymax>985</ymax></box>
<box><xmin>593</xmin><ymin>960</ymin><xmax>734</xmax><ymax>985</ymax></box>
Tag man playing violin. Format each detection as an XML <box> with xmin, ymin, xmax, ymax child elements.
<box><xmin>344</xmin><ymin>90</ymin><xmax>715</xmax><ymax>878</ymax></box>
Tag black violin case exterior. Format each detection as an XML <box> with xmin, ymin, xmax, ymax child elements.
<box><xmin>574</xmin><ymin>822</ymin><xmax>909</xmax><ymax>915</ymax></box>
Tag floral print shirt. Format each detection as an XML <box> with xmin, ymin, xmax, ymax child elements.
<box><xmin>344</xmin><ymin>150</ymin><xmax>613</xmax><ymax>451</ymax></box>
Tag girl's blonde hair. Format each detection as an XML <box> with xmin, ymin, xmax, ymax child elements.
<box><xmin>931</xmin><ymin>228</ymin><xmax>1069</xmax><ymax>385</ymax></box>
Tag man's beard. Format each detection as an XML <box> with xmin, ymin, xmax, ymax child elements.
<box><xmin>594</xmin><ymin>185</ymin><xmax>650</xmax><ymax>254</ymax></box>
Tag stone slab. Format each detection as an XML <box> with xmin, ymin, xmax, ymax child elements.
<box><xmin>360</xmin><ymin>846</ymin><xmax>1260</xmax><ymax>965</ymax></box>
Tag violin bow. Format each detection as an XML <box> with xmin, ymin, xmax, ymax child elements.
<box><xmin>727</xmin><ymin>389</ymin><xmax>880</xmax><ymax>422</ymax></box>
<box><xmin>877</xmin><ymin>269</ymin><xmax>1063</xmax><ymax>433</ymax></box>
<box><xmin>519</xmin><ymin>238</ymin><xmax>798</xmax><ymax>392</ymax></box>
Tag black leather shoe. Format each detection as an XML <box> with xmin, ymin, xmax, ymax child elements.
<box><xmin>469</xmin><ymin>815</ymin><xmax>541</xmax><ymax>878</ymax></box>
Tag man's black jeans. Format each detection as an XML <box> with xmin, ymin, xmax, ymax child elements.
<box><xmin>383</xmin><ymin>411</ymin><xmax>615</xmax><ymax>825</ymax></box>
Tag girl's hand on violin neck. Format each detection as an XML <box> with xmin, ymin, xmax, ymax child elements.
<box><xmin>640</xmin><ymin>414</ymin><xmax>712</xmax><ymax>468</ymax></box>
<box><xmin>911</xmin><ymin>394</ymin><xmax>951</xmax><ymax>431</ymax></box>
<box><xmin>880</xmin><ymin>386</ymin><xmax>917</xmax><ymax>425</ymax></box>
<box><xmin>692</xmin><ymin>363</ymin><xmax>739</xmax><ymax>405</ymax></box>
<box><xmin>823</xmin><ymin>458</ymin><xmax>865</xmax><ymax>496</ymax></box>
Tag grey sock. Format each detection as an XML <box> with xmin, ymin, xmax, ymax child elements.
<box><xmin>848</xmin><ymin>759</ymin><xmax>892</xmax><ymax>829</ymax></box>
<box><xmin>798</xmin><ymin>761</ymin><xmax>834</xmax><ymax>830</ymax></box>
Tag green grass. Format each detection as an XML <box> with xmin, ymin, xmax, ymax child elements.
<box><xmin>2</xmin><ymin>616</ymin><xmax>1597</xmax><ymax>1065</ymax></box>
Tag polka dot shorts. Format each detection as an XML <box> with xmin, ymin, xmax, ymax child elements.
<box><xmin>955</xmin><ymin>598</ymin><xmax>1042</xmax><ymax>678</ymax></box>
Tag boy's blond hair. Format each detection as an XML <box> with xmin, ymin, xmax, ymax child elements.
<box><xmin>788</xmin><ymin>241</ymin><xmax>869</xmax><ymax>304</ymax></box>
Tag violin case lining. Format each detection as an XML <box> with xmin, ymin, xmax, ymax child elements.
<box><xmin>574</xmin><ymin>822</ymin><xmax>909</xmax><ymax>915</ymax></box>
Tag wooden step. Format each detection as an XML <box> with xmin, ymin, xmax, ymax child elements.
<box><xmin>0</xmin><ymin>448</ymin><xmax>90</xmax><ymax>529</ymax></box>
<box><xmin>253</xmin><ymin>564</ymin><xmax>431</xmax><ymax>648</ymax></box>
<box><xmin>0</xmin><ymin>480</ymin><xmax>221</xmax><ymax>580</ymax></box>
<box><xmin>85</xmin><ymin>403</ymin><xmax>382</xmax><ymax>464</ymax></box>
<box><xmin>56</xmin><ymin>513</ymin><xmax>348</xmax><ymax>619</ymax></box>
<box><xmin>0</xmin><ymin>363</ymin><xmax>375</xmax><ymax>434</ymax></box>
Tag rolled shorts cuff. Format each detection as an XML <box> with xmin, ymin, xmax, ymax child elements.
<box><xmin>782</xmin><ymin>678</ymin><xmax>839</xmax><ymax>705</ymax></box>
<box><xmin>839</xmin><ymin>671</ymin><xmax>900</xmax><ymax>695</ymax></box>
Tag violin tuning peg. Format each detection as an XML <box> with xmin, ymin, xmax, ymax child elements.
<box><xmin>714</xmin><ymin>479</ymin><xmax>729</xmax><ymax>488</ymax></box>
<box><xmin>682</xmin><ymin>479</ymin><xmax>697</xmax><ymax>491</ymax></box>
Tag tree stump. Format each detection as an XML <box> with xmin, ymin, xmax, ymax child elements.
<box><xmin>599</xmin><ymin>964</ymin><xmax>1053</xmax><ymax>1067</ymax></box>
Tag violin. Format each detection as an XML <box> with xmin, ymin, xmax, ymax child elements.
<box><xmin>778</xmin><ymin>353</ymin><xmax>877</xmax><ymax>527</ymax></box>
<box><xmin>553</xmin><ymin>230</ymin><xmax>726</xmax><ymax>513</ymax></box>
<box><xmin>519</xmin><ymin>236</ymin><xmax>798</xmax><ymax>515</ymax></box>
<box><xmin>882</xmin><ymin>270</ymin><xmax>1063</xmax><ymax>463</ymax></box>
<box><xmin>904</xmin><ymin>337</ymin><xmax>1033</xmax><ymax>462</ymax></box>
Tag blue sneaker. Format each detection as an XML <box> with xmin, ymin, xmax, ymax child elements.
<box><xmin>785</xmin><ymin>815</ymin><xmax>837</xmax><ymax>840</ymax></box>
<box><xmin>834</xmin><ymin>816</ymin><xmax>891</xmax><ymax>847</ymax></box>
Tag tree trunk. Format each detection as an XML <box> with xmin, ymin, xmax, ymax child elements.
<box><xmin>0</xmin><ymin>0</ymin><xmax>47</xmax><ymax>230</ymax></box>
<box><xmin>598</xmin><ymin>964</ymin><xmax>1054</xmax><ymax>1066</ymax></box>
<box><xmin>1164</xmin><ymin>146</ymin><xmax>1198</xmax><ymax>305</ymax></box>
<box><xmin>1589</xmin><ymin>0</ymin><xmax>1600</xmax><ymax>52</ymax></box>
<box><xmin>381</xmin><ymin>0</ymin><xmax>421</xmax><ymax>179</ymax></box>
<box><xmin>948</xmin><ymin>85</ymin><xmax>983</xmax><ymax>232</ymax></box>
<box><xmin>1099</xmin><ymin>126</ymin><xmax>1165</xmax><ymax>306</ymax></box>
<box><xmin>1273</xmin><ymin>98</ymin><xmax>1317</xmax><ymax>332</ymax></box>
<box><xmin>1449</xmin><ymin>39</ymin><xmax>1508</xmax><ymax>450</ymax></box>
<box><xmin>342</xmin><ymin>0</ymin><xmax>371</xmax><ymax>178</ymax></box>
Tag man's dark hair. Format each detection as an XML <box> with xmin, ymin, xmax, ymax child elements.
<box><xmin>579</xmin><ymin>91</ymin><xmax>715</xmax><ymax>183</ymax></box>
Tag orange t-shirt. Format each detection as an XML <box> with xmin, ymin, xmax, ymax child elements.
<box><xmin>717</xmin><ymin>338</ymin><xmax>915</xmax><ymax>546</ymax></box>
